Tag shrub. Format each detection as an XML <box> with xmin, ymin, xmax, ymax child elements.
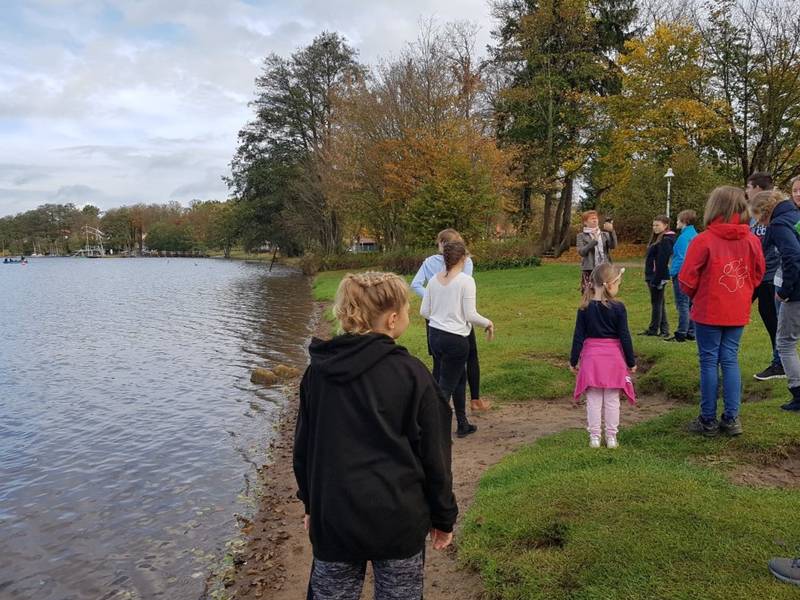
<box><xmin>300</xmin><ymin>238</ymin><xmax>541</xmax><ymax>276</ymax></box>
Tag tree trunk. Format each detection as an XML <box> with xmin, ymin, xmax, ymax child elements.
<box><xmin>540</xmin><ymin>189</ymin><xmax>554</xmax><ymax>253</ymax></box>
<box><xmin>520</xmin><ymin>185</ymin><xmax>532</xmax><ymax>232</ymax></box>
<box><xmin>555</xmin><ymin>177</ymin><xmax>574</xmax><ymax>256</ymax></box>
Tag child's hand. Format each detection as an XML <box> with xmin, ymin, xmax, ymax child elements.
<box><xmin>569</xmin><ymin>365</ymin><xmax>578</xmax><ymax>374</ymax></box>
<box><xmin>630</xmin><ymin>365</ymin><xmax>638</xmax><ymax>373</ymax></box>
<box><xmin>430</xmin><ymin>528</ymin><xmax>453</xmax><ymax>550</ymax></box>
<box><xmin>303</xmin><ymin>514</ymin><xmax>310</xmax><ymax>531</ymax></box>
<box><xmin>485</xmin><ymin>321</ymin><xmax>495</xmax><ymax>342</ymax></box>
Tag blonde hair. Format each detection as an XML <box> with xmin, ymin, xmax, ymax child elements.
<box><xmin>580</xmin><ymin>263</ymin><xmax>624</xmax><ymax>310</ymax></box>
<box><xmin>437</xmin><ymin>228</ymin><xmax>464</xmax><ymax>245</ymax></box>
<box><xmin>704</xmin><ymin>186</ymin><xmax>749</xmax><ymax>226</ymax></box>
<box><xmin>749</xmin><ymin>189</ymin><xmax>785</xmax><ymax>225</ymax></box>
<box><xmin>333</xmin><ymin>272</ymin><xmax>409</xmax><ymax>334</ymax></box>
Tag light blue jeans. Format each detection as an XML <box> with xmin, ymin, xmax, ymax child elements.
<box><xmin>671</xmin><ymin>276</ymin><xmax>695</xmax><ymax>338</ymax></box>
<box><xmin>695</xmin><ymin>323</ymin><xmax>744</xmax><ymax>422</ymax></box>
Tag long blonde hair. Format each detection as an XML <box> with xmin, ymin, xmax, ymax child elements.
<box><xmin>333</xmin><ymin>272</ymin><xmax>409</xmax><ymax>334</ymax></box>
<box><xmin>580</xmin><ymin>263</ymin><xmax>623</xmax><ymax>310</ymax></box>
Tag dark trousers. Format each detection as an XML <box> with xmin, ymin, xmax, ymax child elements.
<box><xmin>427</xmin><ymin>321</ymin><xmax>480</xmax><ymax>400</ymax></box>
<box><xmin>428</xmin><ymin>327</ymin><xmax>469</xmax><ymax>425</ymax></box>
<box><xmin>647</xmin><ymin>284</ymin><xmax>669</xmax><ymax>335</ymax></box>
<box><xmin>752</xmin><ymin>282</ymin><xmax>781</xmax><ymax>366</ymax></box>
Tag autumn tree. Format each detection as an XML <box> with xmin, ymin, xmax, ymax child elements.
<box><xmin>489</xmin><ymin>0</ymin><xmax>638</xmax><ymax>255</ymax></box>
<box><xmin>333</xmin><ymin>23</ymin><xmax>515</xmax><ymax>249</ymax></box>
<box><xmin>697</xmin><ymin>0</ymin><xmax>800</xmax><ymax>185</ymax></box>
<box><xmin>229</xmin><ymin>32</ymin><xmax>363</xmax><ymax>253</ymax></box>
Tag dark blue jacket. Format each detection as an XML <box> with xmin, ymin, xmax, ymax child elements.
<box><xmin>645</xmin><ymin>231</ymin><xmax>675</xmax><ymax>285</ymax></box>
<box><xmin>765</xmin><ymin>200</ymin><xmax>800</xmax><ymax>302</ymax></box>
<box><xmin>750</xmin><ymin>219</ymin><xmax>780</xmax><ymax>283</ymax></box>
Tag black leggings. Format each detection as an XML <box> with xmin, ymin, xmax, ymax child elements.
<box><xmin>428</xmin><ymin>327</ymin><xmax>469</xmax><ymax>424</ymax></box>
<box><xmin>752</xmin><ymin>281</ymin><xmax>779</xmax><ymax>354</ymax></box>
<box><xmin>427</xmin><ymin>321</ymin><xmax>480</xmax><ymax>400</ymax></box>
<box><xmin>647</xmin><ymin>284</ymin><xmax>669</xmax><ymax>335</ymax></box>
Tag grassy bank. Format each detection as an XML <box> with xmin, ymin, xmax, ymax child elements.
<box><xmin>314</xmin><ymin>263</ymin><xmax>800</xmax><ymax>599</ymax></box>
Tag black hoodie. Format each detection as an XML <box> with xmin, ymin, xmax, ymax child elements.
<box><xmin>293</xmin><ymin>333</ymin><xmax>457</xmax><ymax>562</ymax></box>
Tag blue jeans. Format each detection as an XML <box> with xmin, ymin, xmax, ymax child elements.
<box><xmin>695</xmin><ymin>323</ymin><xmax>744</xmax><ymax>422</ymax></box>
<box><xmin>671</xmin><ymin>276</ymin><xmax>695</xmax><ymax>338</ymax></box>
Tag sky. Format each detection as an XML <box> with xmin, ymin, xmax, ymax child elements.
<box><xmin>0</xmin><ymin>0</ymin><xmax>494</xmax><ymax>217</ymax></box>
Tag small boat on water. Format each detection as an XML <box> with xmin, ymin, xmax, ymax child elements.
<box><xmin>3</xmin><ymin>257</ymin><xmax>28</xmax><ymax>264</ymax></box>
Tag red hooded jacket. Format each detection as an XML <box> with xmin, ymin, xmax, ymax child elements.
<box><xmin>678</xmin><ymin>215</ymin><xmax>765</xmax><ymax>326</ymax></box>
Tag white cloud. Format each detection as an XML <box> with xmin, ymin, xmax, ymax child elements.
<box><xmin>0</xmin><ymin>0</ymin><xmax>494</xmax><ymax>217</ymax></box>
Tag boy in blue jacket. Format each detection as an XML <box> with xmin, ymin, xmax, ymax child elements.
<box><xmin>666</xmin><ymin>210</ymin><xmax>698</xmax><ymax>342</ymax></box>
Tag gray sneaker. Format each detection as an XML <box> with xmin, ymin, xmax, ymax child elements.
<box><xmin>687</xmin><ymin>416</ymin><xmax>719</xmax><ymax>437</ymax></box>
<box><xmin>769</xmin><ymin>557</ymin><xmax>800</xmax><ymax>586</ymax></box>
<box><xmin>718</xmin><ymin>416</ymin><xmax>743</xmax><ymax>436</ymax></box>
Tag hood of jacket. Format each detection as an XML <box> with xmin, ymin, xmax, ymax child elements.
<box><xmin>309</xmin><ymin>333</ymin><xmax>405</xmax><ymax>383</ymax></box>
<box><xmin>708</xmin><ymin>215</ymin><xmax>750</xmax><ymax>240</ymax></box>
<box><xmin>771</xmin><ymin>199</ymin><xmax>800</xmax><ymax>225</ymax></box>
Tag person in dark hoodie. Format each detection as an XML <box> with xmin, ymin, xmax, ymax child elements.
<box><xmin>293</xmin><ymin>271</ymin><xmax>457</xmax><ymax>599</ymax></box>
<box><xmin>745</xmin><ymin>172</ymin><xmax>785</xmax><ymax>381</ymax></box>
<box><xmin>679</xmin><ymin>186</ymin><xmax>765</xmax><ymax>437</ymax></box>
<box><xmin>757</xmin><ymin>190</ymin><xmax>800</xmax><ymax>411</ymax></box>
<box><xmin>641</xmin><ymin>215</ymin><xmax>675</xmax><ymax>337</ymax></box>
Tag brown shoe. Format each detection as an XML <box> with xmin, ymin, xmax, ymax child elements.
<box><xmin>471</xmin><ymin>399</ymin><xmax>492</xmax><ymax>412</ymax></box>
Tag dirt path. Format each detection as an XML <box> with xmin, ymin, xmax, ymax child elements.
<box><xmin>226</xmin><ymin>385</ymin><xmax>679</xmax><ymax>599</ymax></box>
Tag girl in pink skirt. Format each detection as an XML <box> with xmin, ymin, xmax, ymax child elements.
<box><xmin>570</xmin><ymin>263</ymin><xmax>637</xmax><ymax>448</ymax></box>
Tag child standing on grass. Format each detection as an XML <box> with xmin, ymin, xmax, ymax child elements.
<box><xmin>641</xmin><ymin>215</ymin><xmax>675</xmax><ymax>338</ymax></box>
<box><xmin>570</xmin><ymin>263</ymin><xmax>637</xmax><ymax>449</ymax></box>
<box><xmin>293</xmin><ymin>272</ymin><xmax>457</xmax><ymax>600</ymax></box>
<box><xmin>679</xmin><ymin>186</ymin><xmax>765</xmax><ymax>437</ymax></box>
<box><xmin>421</xmin><ymin>241</ymin><xmax>494</xmax><ymax>438</ymax></box>
<box><xmin>411</xmin><ymin>229</ymin><xmax>489</xmax><ymax>412</ymax></box>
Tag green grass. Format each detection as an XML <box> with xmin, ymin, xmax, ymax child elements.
<box><xmin>460</xmin><ymin>402</ymin><xmax>800</xmax><ymax>599</ymax></box>
<box><xmin>314</xmin><ymin>263</ymin><xmax>800</xmax><ymax>599</ymax></box>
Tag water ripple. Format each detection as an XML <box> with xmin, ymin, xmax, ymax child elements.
<box><xmin>0</xmin><ymin>258</ymin><xmax>313</xmax><ymax>599</ymax></box>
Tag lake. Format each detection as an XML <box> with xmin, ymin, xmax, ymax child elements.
<box><xmin>0</xmin><ymin>257</ymin><xmax>313</xmax><ymax>599</ymax></box>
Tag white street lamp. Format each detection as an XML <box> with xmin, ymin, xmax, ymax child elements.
<box><xmin>664</xmin><ymin>168</ymin><xmax>675</xmax><ymax>219</ymax></box>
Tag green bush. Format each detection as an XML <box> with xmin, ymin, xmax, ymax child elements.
<box><xmin>300</xmin><ymin>239</ymin><xmax>541</xmax><ymax>276</ymax></box>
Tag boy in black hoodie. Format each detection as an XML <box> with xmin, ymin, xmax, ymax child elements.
<box><xmin>294</xmin><ymin>271</ymin><xmax>457</xmax><ymax>599</ymax></box>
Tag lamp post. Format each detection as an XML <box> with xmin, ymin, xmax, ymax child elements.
<box><xmin>664</xmin><ymin>168</ymin><xmax>675</xmax><ymax>219</ymax></box>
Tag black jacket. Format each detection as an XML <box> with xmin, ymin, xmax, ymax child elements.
<box><xmin>765</xmin><ymin>200</ymin><xmax>800</xmax><ymax>302</ymax></box>
<box><xmin>293</xmin><ymin>333</ymin><xmax>457</xmax><ymax>562</ymax></box>
<box><xmin>645</xmin><ymin>231</ymin><xmax>676</xmax><ymax>285</ymax></box>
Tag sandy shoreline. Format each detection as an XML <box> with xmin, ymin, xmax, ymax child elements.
<box><xmin>223</xmin><ymin>303</ymin><xmax>681</xmax><ymax>599</ymax></box>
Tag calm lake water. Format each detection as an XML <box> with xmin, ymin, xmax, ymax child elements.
<box><xmin>0</xmin><ymin>258</ymin><xmax>314</xmax><ymax>600</ymax></box>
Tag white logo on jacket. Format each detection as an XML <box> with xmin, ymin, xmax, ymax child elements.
<box><xmin>719</xmin><ymin>259</ymin><xmax>749</xmax><ymax>293</ymax></box>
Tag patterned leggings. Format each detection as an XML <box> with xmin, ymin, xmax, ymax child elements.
<box><xmin>307</xmin><ymin>549</ymin><xmax>424</xmax><ymax>600</ymax></box>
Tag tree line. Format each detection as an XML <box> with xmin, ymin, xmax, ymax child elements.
<box><xmin>229</xmin><ymin>0</ymin><xmax>800</xmax><ymax>254</ymax></box>
<box><xmin>0</xmin><ymin>200</ymin><xmax>239</xmax><ymax>256</ymax></box>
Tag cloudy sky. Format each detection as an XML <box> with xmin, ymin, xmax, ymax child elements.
<box><xmin>0</xmin><ymin>0</ymin><xmax>494</xmax><ymax>217</ymax></box>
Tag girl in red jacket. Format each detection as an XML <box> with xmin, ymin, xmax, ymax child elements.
<box><xmin>678</xmin><ymin>186</ymin><xmax>766</xmax><ymax>436</ymax></box>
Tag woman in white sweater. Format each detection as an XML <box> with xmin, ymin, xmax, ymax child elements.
<box><xmin>421</xmin><ymin>241</ymin><xmax>494</xmax><ymax>437</ymax></box>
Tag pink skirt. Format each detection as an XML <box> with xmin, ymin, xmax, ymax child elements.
<box><xmin>573</xmin><ymin>338</ymin><xmax>636</xmax><ymax>404</ymax></box>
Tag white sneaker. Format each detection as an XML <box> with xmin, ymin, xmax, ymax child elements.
<box><xmin>589</xmin><ymin>435</ymin><xmax>601</xmax><ymax>449</ymax></box>
<box><xmin>606</xmin><ymin>436</ymin><xmax>618</xmax><ymax>449</ymax></box>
